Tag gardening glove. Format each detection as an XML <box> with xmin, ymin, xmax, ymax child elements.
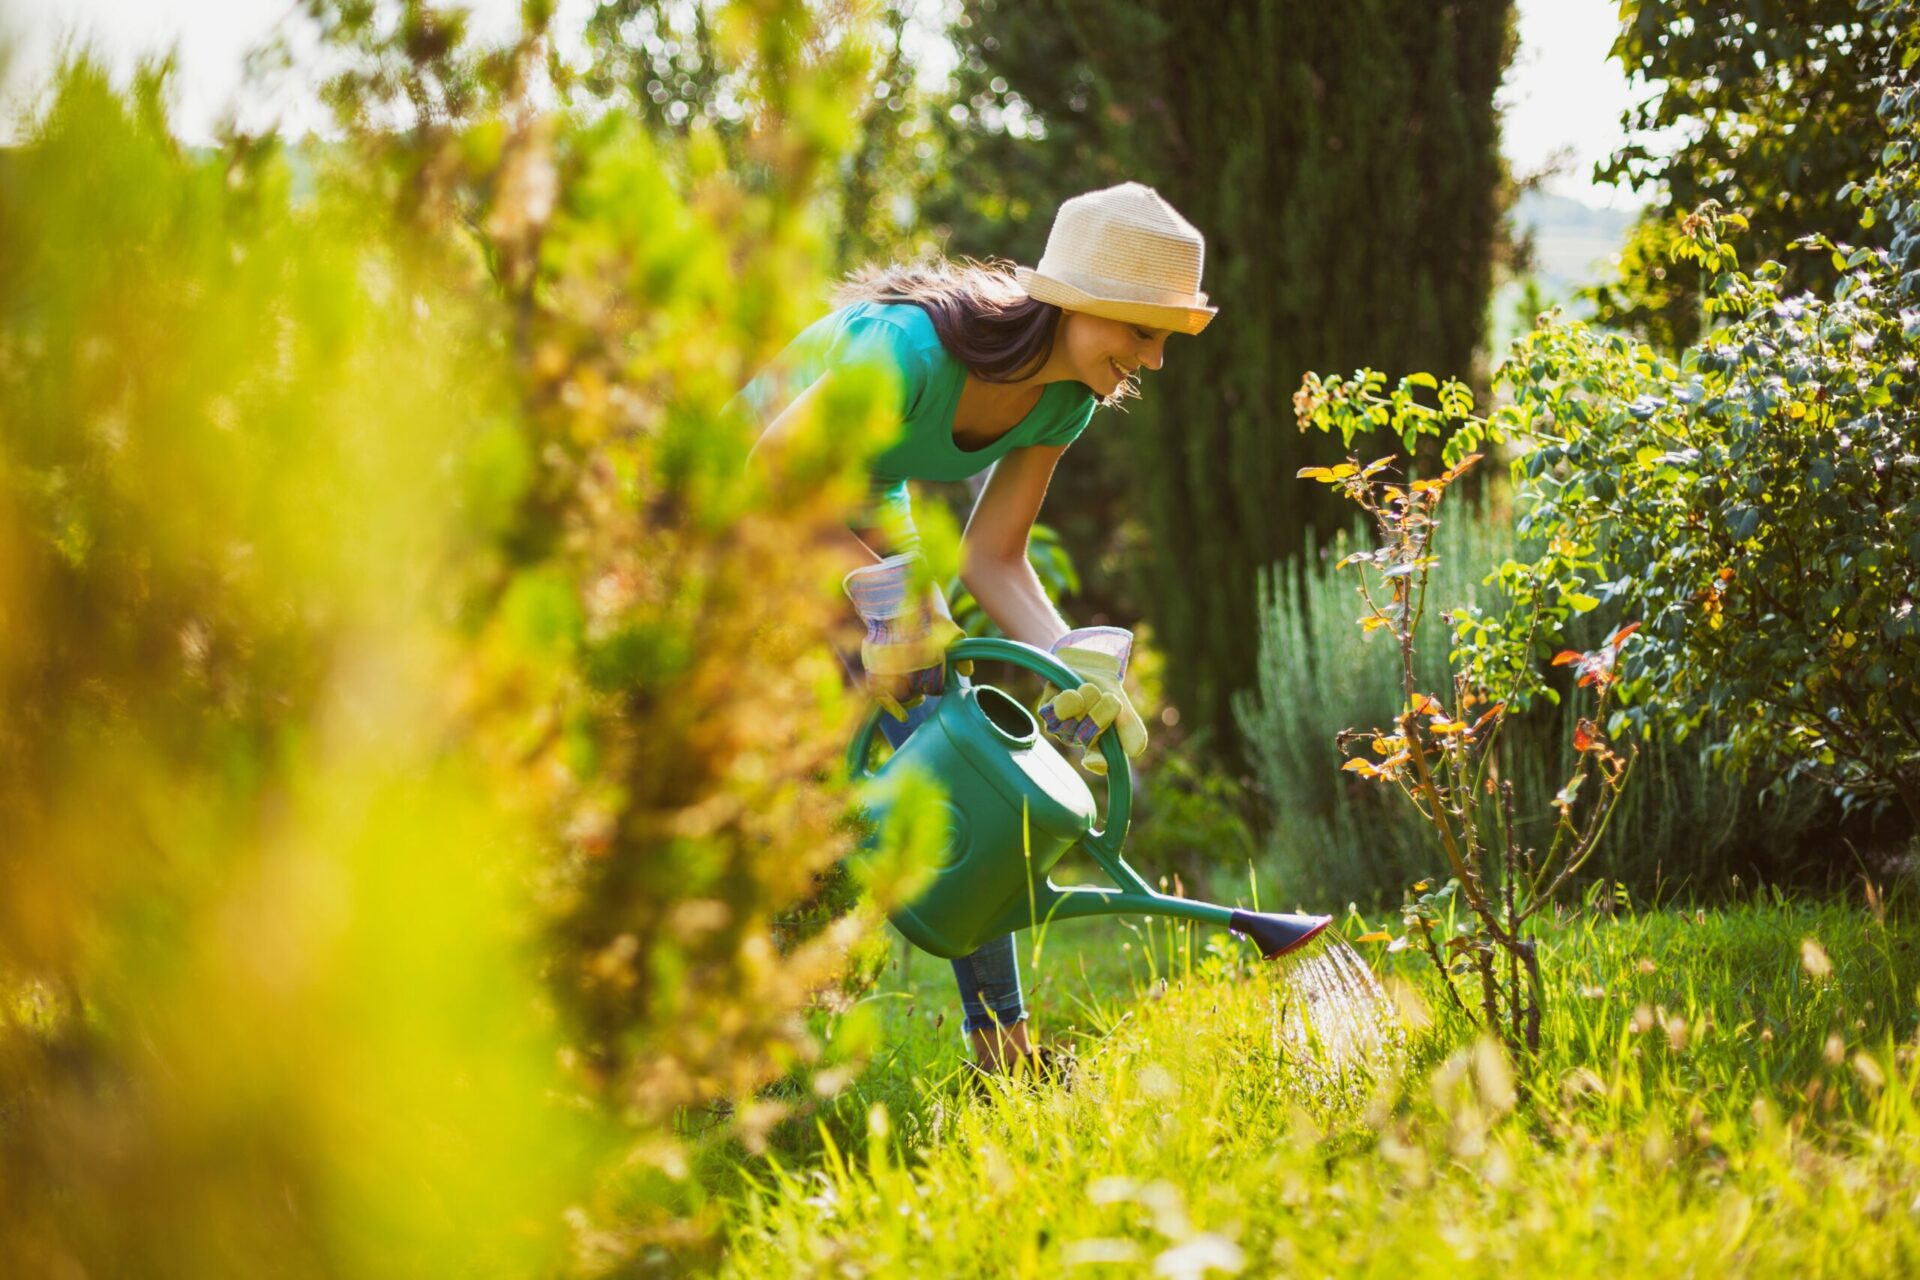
<box><xmin>1038</xmin><ymin>626</ymin><xmax>1147</xmax><ymax>776</ymax></box>
<box><xmin>843</xmin><ymin>552</ymin><xmax>972</xmax><ymax>722</ymax></box>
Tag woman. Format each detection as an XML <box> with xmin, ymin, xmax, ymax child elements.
<box><xmin>745</xmin><ymin>182</ymin><xmax>1216</xmax><ymax>1078</ymax></box>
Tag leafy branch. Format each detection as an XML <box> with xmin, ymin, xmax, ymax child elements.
<box><xmin>1295</xmin><ymin>375</ymin><xmax>1638</xmax><ymax>1059</ymax></box>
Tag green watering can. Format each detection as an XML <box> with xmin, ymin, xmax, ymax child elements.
<box><xmin>847</xmin><ymin>636</ymin><xmax>1330</xmax><ymax>961</ymax></box>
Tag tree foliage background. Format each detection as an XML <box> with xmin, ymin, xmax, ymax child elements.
<box><xmin>1586</xmin><ymin>0</ymin><xmax>1906</xmax><ymax>350</ymax></box>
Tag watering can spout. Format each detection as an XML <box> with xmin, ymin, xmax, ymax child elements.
<box><xmin>1230</xmin><ymin>910</ymin><xmax>1332</xmax><ymax>960</ymax></box>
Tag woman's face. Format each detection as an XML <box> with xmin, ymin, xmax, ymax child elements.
<box><xmin>1059</xmin><ymin>312</ymin><xmax>1171</xmax><ymax>397</ymax></box>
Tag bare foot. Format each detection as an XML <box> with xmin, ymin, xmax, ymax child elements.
<box><xmin>968</xmin><ymin>1020</ymin><xmax>1033</xmax><ymax>1073</ymax></box>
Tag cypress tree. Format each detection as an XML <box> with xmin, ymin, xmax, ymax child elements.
<box><xmin>934</xmin><ymin>0</ymin><xmax>1515</xmax><ymax>767</ymax></box>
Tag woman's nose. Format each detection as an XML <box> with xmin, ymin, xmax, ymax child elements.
<box><xmin>1139</xmin><ymin>338</ymin><xmax>1166</xmax><ymax>371</ymax></box>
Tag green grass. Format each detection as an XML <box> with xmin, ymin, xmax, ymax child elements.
<box><xmin>712</xmin><ymin>887</ymin><xmax>1920</xmax><ymax>1276</ymax></box>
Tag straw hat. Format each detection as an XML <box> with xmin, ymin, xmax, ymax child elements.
<box><xmin>1016</xmin><ymin>182</ymin><xmax>1216</xmax><ymax>335</ymax></box>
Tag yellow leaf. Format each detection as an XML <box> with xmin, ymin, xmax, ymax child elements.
<box><xmin>1429</xmin><ymin>718</ymin><xmax>1468</xmax><ymax>734</ymax></box>
<box><xmin>1355</xmin><ymin>931</ymin><xmax>1391</xmax><ymax>944</ymax></box>
<box><xmin>1360</xmin><ymin>615</ymin><xmax>1391</xmax><ymax>632</ymax></box>
<box><xmin>1342</xmin><ymin>758</ymin><xmax>1379</xmax><ymax>776</ymax></box>
<box><xmin>1296</xmin><ymin>466</ymin><xmax>1334</xmax><ymax>480</ymax></box>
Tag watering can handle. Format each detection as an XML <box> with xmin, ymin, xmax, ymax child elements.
<box><xmin>845</xmin><ymin>636</ymin><xmax>1133</xmax><ymax>863</ymax></box>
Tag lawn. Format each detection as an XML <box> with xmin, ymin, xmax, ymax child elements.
<box><xmin>715</xmin><ymin>886</ymin><xmax>1920</xmax><ymax>1277</ymax></box>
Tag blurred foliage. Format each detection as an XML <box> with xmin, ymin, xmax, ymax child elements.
<box><xmin>0</xmin><ymin>0</ymin><xmax>930</xmax><ymax>1272</ymax></box>
<box><xmin>1120</xmin><ymin>736</ymin><xmax>1263</xmax><ymax>894</ymax></box>
<box><xmin>0</xmin><ymin>54</ymin><xmax>593</xmax><ymax>1277</ymax></box>
<box><xmin>924</xmin><ymin>0</ymin><xmax>1518</xmax><ymax>774</ymax></box>
<box><xmin>1238</xmin><ymin>507</ymin><xmax>1830</xmax><ymax>911</ymax></box>
<box><xmin>566</xmin><ymin>0</ymin><xmax>945</xmax><ymax>265</ymax></box>
<box><xmin>1586</xmin><ymin>0</ymin><xmax>1906</xmax><ymax>350</ymax></box>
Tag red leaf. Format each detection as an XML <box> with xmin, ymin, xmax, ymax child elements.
<box><xmin>1552</xmin><ymin>650</ymin><xmax>1583</xmax><ymax>667</ymax></box>
<box><xmin>1608</xmin><ymin>621</ymin><xmax>1642</xmax><ymax>647</ymax></box>
<box><xmin>1573</xmin><ymin>722</ymin><xmax>1595</xmax><ymax>751</ymax></box>
<box><xmin>1577</xmin><ymin>671</ymin><xmax>1600</xmax><ymax>688</ymax></box>
<box><xmin>1471</xmin><ymin>702</ymin><xmax>1507</xmax><ymax>730</ymax></box>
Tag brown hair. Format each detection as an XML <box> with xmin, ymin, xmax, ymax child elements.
<box><xmin>835</xmin><ymin>258</ymin><xmax>1060</xmax><ymax>384</ymax></box>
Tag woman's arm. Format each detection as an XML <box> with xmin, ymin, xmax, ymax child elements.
<box><xmin>959</xmin><ymin>443</ymin><xmax>1075</xmax><ymax>652</ymax></box>
<box><xmin>745</xmin><ymin>374</ymin><xmax>884</xmax><ymax>573</ymax></box>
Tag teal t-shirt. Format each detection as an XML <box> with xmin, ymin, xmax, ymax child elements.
<box><xmin>740</xmin><ymin>301</ymin><xmax>1096</xmax><ymax>546</ymax></box>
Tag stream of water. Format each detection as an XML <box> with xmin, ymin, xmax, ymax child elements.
<box><xmin>1267</xmin><ymin>928</ymin><xmax>1408</xmax><ymax>1109</ymax></box>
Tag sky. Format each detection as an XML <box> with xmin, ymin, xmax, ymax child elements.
<box><xmin>0</xmin><ymin>0</ymin><xmax>1653</xmax><ymax>210</ymax></box>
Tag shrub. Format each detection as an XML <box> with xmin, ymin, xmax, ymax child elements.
<box><xmin>1497</xmin><ymin>201</ymin><xmax>1920</xmax><ymax>827</ymax></box>
<box><xmin>1473</xmin><ymin>2</ymin><xmax>1920</xmax><ymax>829</ymax></box>
<box><xmin>0</xmin><ymin>3</ymin><xmax>912</xmax><ymax>1273</ymax></box>
<box><xmin>0</xmin><ymin>58</ymin><xmax>591</xmax><ymax>1276</ymax></box>
<box><xmin>1237</xmin><ymin>505</ymin><xmax>1829</xmax><ymax>910</ymax></box>
<box><xmin>1283</xmin><ymin>378</ymin><xmax>1641</xmax><ymax>1056</ymax></box>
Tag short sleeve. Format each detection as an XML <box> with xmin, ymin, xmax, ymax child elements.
<box><xmin>1036</xmin><ymin>394</ymin><xmax>1096</xmax><ymax>449</ymax></box>
<box><xmin>732</xmin><ymin>305</ymin><xmax>933</xmax><ymax>431</ymax></box>
<box><xmin>828</xmin><ymin>310</ymin><xmax>936</xmax><ymax>422</ymax></box>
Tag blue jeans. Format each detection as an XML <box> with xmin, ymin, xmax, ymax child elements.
<box><xmin>835</xmin><ymin>642</ymin><xmax>1026</xmax><ymax>1037</ymax></box>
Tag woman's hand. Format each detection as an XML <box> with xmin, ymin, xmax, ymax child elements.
<box><xmin>844</xmin><ymin>553</ymin><xmax>972</xmax><ymax>721</ymax></box>
<box><xmin>1038</xmin><ymin>627</ymin><xmax>1148</xmax><ymax>775</ymax></box>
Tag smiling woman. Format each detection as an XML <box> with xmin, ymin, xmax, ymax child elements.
<box><xmin>739</xmin><ymin>181</ymin><xmax>1216</xmax><ymax>1082</ymax></box>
